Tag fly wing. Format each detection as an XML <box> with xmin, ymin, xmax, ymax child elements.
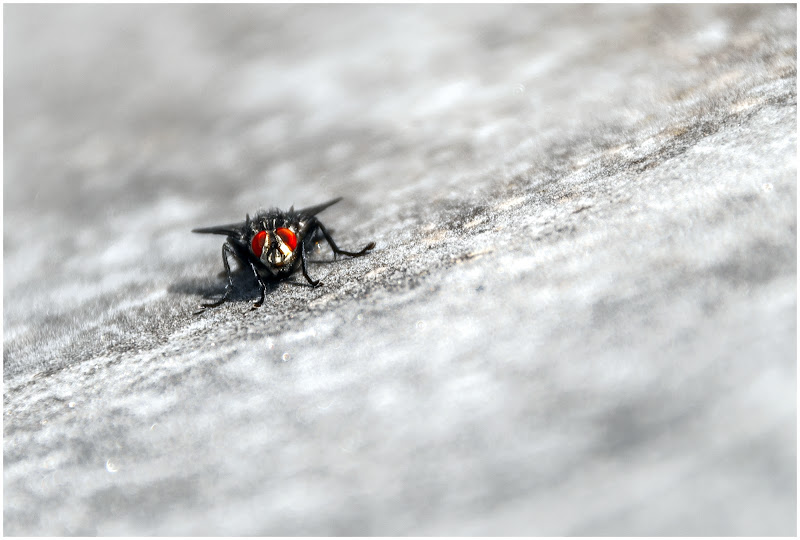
<box><xmin>191</xmin><ymin>222</ymin><xmax>244</xmax><ymax>236</ymax></box>
<box><xmin>295</xmin><ymin>197</ymin><xmax>343</xmax><ymax>218</ymax></box>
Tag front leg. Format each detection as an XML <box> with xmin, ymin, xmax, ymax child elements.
<box><xmin>300</xmin><ymin>240</ymin><xmax>321</xmax><ymax>287</ymax></box>
<box><xmin>250</xmin><ymin>260</ymin><xmax>268</xmax><ymax>309</ymax></box>
<box><xmin>197</xmin><ymin>241</ymin><xmax>240</xmax><ymax>312</ymax></box>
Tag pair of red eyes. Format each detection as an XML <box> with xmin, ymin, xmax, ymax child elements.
<box><xmin>251</xmin><ymin>228</ymin><xmax>298</xmax><ymax>255</ymax></box>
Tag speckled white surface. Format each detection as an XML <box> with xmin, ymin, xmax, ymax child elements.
<box><xmin>4</xmin><ymin>4</ymin><xmax>796</xmax><ymax>535</ymax></box>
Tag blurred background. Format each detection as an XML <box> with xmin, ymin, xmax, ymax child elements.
<box><xmin>4</xmin><ymin>4</ymin><xmax>796</xmax><ymax>535</ymax></box>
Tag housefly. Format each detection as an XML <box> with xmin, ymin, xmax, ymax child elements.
<box><xmin>193</xmin><ymin>197</ymin><xmax>375</xmax><ymax>312</ymax></box>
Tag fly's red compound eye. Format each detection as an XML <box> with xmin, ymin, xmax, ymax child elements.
<box><xmin>275</xmin><ymin>228</ymin><xmax>297</xmax><ymax>251</ymax></box>
<box><xmin>251</xmin><ymin>230</ymin><xmax>267</xmax><ymax>256</ymax></box>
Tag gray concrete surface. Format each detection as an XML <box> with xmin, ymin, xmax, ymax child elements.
<box><xmin>3</xmin><ymin>4</ymin><xmax>796</xmax><ymax>535</ymax></box>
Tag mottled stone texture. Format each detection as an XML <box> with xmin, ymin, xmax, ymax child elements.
<box><xmin>4</xmin><ymin>4</ymin><xmax>796</xmax><ymax>535</ymax></box>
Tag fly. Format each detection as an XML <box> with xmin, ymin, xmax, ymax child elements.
<box><xmin>192</xmin><ymin>197</ymin><xmax>375</xmax><ymax>312</ymax></box>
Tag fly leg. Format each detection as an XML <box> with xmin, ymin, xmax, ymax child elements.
<box><xmin>250</xmin><ymin>260</ymin><xmax>268</xmax><ymax>309</ymax></box>
<box><xmin>315</xmin><ymin>220</ymin><xmax>375</xmax><ymax>261</ymax></box>
<box><xmin>196</xmin><ymin>242</ymin><xmax>239</xmax><ymax>313</ymax></box>
<box><xmin>300</xmin><ymin>240</ymin><xmax>322</xmax><ymax>287</ymax></box>
<box><xmin>251</xmin><ymin>241</ymin><xmax>281</xmax><ymax>308</ymax></box>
